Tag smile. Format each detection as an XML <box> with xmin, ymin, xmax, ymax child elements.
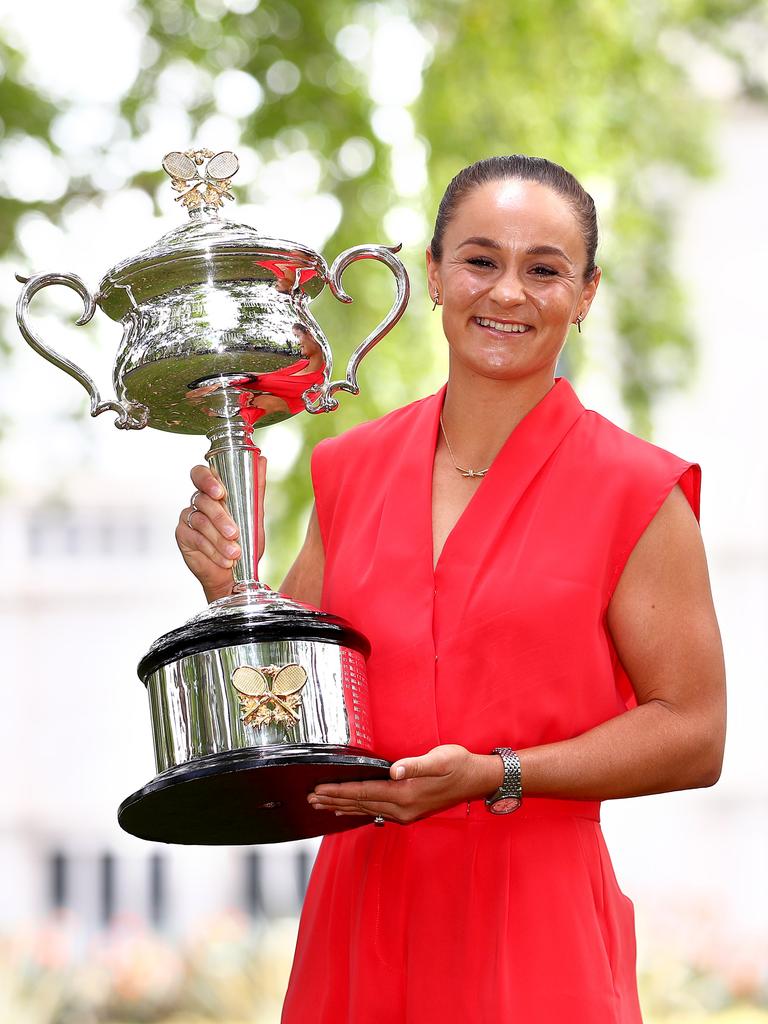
<box><xmin>474</xmin><ymin>318</ymin><xmax>531</xmax><ymax>334</ymax></box>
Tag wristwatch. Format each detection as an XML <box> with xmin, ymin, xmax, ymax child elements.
<box><xmin>485</xmin><ymin>747</ymin><xmax>522</xmax><ymax>814</ymax></box>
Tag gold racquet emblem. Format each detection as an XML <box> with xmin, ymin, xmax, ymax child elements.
<box><xmin>231</xmin><ymin>663</ymin><xmax>308</xmax><ymax>728</ymax></box>
<box><xmin>162</xmin><ymin>149</ymin><xmax>239</xmax><ymax>211</ymax></box>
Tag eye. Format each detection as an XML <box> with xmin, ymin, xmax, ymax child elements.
<box><xmin>531</xmin><ymin>265</ymin><xmax>558</xmax><ymax>276</ymax></box>
<box><xmin>465</xmin><ymin>256</ymin><xmax>496</xmax><ymax>269</ymax></box>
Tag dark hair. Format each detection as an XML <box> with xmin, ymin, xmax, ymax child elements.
<box><xmin>430</xmin><ymin>155</ymin><xmax>598</xmax><ymax>281</ymax></box>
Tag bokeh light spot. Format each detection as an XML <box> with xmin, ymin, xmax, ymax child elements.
<box><xmin>214</xmin><ymin>69</ymin><xmax>264</xmax><ymax>118</ymax></box>
<box><xmin>266</xmin><ymin>60</ymin><xmax>301</xmax><ymax>95</ymax></box>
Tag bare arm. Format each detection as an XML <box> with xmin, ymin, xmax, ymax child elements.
<box><xmin>512</xmin><ymin>484</ymin><xmax>726</xmax><ymax>799</ymax></box>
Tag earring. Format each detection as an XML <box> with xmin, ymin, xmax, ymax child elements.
<box><xmin>432</xmin><ymin>290</ymin><xmax>439</xmax><ymax>311</ymax></box>
<box><xmin>576</xmin><ymin>314</ymin><xmax>583</xmax><ymax>333</ymax></box>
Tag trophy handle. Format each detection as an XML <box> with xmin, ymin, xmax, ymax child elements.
<box><xmin>15</xmin><ymin>271</ymin><xmax>148</xmax><ymax>430</ymax></box>
<box><xmin>303</xmin><ymin>243</ymin><xmax>410</xmax><ymax>413</ymax></box>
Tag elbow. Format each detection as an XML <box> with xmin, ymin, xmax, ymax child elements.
<box><xmin>659</xmin><ymin>696</ymin><xmax>726</xmax><ymax>791</ymax></box>
<box><xmin>664</xmin><ymin>719</ymin><xmax>725</xmax><ymax>791</ymax></box>
<box><xmin>692</xmin><ymin>729</ymin><xmax>726</xmax><ymax>790</ymax></box>
<box><xmin>696</xmin><ymin>761</ymin><xmax>722</xmax><ymax>789</ymax></box>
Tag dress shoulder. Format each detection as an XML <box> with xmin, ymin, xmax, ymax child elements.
<box><xmin>571</xmin><ymin>409</ymin><xmax>701</xmax><ymax>602</ymax></box>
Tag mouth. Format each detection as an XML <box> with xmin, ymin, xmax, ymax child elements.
<box><xmin>473</xmin><ymin>317</ymin><xmax>532</xmax><ymax>335</ymax></box>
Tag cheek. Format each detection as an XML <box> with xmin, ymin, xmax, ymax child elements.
<box><xmin>445</xmin><ymin>272</ymin><xmax>489</xmax><ymax>307</ymax></box>
<box><xmin>535</xmin><ymin>284</ymin><xmax>577</xmax><ymax>320</ymax></box>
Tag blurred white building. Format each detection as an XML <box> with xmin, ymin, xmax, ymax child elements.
<box><xmin>0</xmin><ymin>425</ymin><xmax>315</xmax><ymax>937</ymax></box>
<box><xmin>1</xmin><ymin>101</ymin><xmax>766</xmax><ymax>975</ymax></box>
<box><xmin>595</xmin><ymin>100</ymin><xmax>768</xmax><ymax>971</ymax></box>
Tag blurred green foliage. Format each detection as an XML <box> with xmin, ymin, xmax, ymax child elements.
<box><xmin>1</xmin><ymin>0</ymin><xmax>765</xmax><ymax>577</ymax></box>
<box><xmin>412</xmin><ymin>0</ymin><xmax>766</xmax><ymax>432</ymax></box>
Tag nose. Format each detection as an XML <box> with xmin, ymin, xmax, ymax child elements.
<box><xmin>489</xmin><ymin>266</ymin><xmax>526</xmax><ymax>308</ymax></box>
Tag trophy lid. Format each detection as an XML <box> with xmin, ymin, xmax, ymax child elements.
<box><xmin>97</xmin><ymin>149</ymin><xmax>327</xmax><ymax>321</ymax></box>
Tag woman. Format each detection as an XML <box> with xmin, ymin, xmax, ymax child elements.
<box><xmin>177</xmin><ymin>156</ymin><xmax>726</xmax><ymax>1023</ymax></box>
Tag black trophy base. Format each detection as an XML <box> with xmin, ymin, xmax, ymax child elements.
<box><xmin>117</xmin><ymin>744</ymin><xmax>391</xmax><ymax>845</ymax></box>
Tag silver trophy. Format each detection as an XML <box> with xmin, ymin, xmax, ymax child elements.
<box><xmin>16</xmin><ymin>149</ymin><xmax>410</xmax><ymax>844</ymax></box>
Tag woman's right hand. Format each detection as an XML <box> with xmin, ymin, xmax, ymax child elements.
<box><xmin>175</xmin><ymin>459</ymin><xmax>266</xmax><ymax>604</ymax></box>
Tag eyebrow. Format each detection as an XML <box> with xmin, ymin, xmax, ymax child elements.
<box><xmin>457</xmin><ymin>237</ymin><xmax>573</xmax><ymax>265</ymax></box>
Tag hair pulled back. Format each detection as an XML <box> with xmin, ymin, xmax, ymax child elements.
<box><xmin>430</xmin><ymin>155</ymin><xmax>598</xmax><ymax>281</ymax></box>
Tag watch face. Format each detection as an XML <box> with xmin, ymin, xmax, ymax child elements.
<box><xmin>489</xmin><ymin>796</ymin><xmax>521</xmax><ymax>815</ymax></box>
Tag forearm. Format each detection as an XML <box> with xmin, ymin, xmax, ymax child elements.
<box><xmin>511</xmin><ymin>699</ymin><xmax>723</xmax><ymax>801</ymax></box>
<box><xmin>312</xmin><ymin>699</ymin><xmax>722</xmax><ymax>823</ymax></box>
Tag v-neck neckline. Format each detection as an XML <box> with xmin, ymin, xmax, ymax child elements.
<box><xmin>425</xmin><ymin>377</ymin><xmax>585</xmax><ymax>577</ymax></box>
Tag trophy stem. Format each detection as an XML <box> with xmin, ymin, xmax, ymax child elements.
<box><xmin>205</xmin><ymin>417</ymin><xmax>265</xmax><ymax>594</ymax></box>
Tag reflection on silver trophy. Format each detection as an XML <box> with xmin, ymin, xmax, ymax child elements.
<box><xmin>16</xmin><ymin>148</ymin><xmax>410</xmax><ymax>844</ymax></box>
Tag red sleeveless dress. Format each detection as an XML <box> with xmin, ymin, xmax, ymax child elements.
<box><xmin>281</xmin><ymin>377</ymin><xmax>700</xmax><ymax>1024</ymax></box>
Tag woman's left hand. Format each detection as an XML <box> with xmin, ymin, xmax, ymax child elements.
<box><xmin>307</xmin><ymin>744</ymin><xmax>502</xmax><ymax>824</ymax></box>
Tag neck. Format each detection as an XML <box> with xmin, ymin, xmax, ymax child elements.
<box><xmin>440</xmin><ymin>362</ymin><xmax>558</xmax><ymax>467</ymax></box>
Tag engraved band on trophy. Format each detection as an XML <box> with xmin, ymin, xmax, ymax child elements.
<box><xmin>15</xmin><ymin>148</ymin><xmax>410</xmax><ymax>845</ymax></box>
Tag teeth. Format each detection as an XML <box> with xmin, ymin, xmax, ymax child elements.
<box><xmin>476</xmin><ymin>318</ymin><xmax>530</xmax><ymax>333</ymax></box>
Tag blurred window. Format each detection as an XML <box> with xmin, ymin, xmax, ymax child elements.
<box><xmin>296</xmin><ymin>848</ymin><xmax>311</xmax><ymax>900</ymax></box>
<box><xmin>49</xmin><ymin>849</ymin><xmax>67</xmax><ymax>910</ymax></box>
<box><xmin>149</xmin><ymin>853</ymin><xmax>166</xmax><ymax>928</ymax></box>
<box><xmin>100</xmin><ymin>851</ymin><xmax>115</xmax><ymax>926</ymax></box>
<box><xmin>26</xmin><ymin>507</ymin><xmax>155</xmax><ymax>559</ymax></box>
<box><xmin>244</xmin><ymin>851</ymin><xmax>263</xmax><ymax>919</ymax></box>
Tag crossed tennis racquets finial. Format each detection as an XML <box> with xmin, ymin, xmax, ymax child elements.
<box><xmin>162</xmin><ymin>149</ymin><xmax>239</xmax><ymax>210</ymax></box>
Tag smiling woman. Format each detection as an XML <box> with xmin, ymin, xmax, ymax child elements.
<box><xmin>426</xmin><ymin>164</ymin><xmax>599</xmax><ymax>395</ymax></box>
<box><xmin>177</xmin><ymin>155</ymin><xmax>726</xmax><ymax>1023</ymax></box>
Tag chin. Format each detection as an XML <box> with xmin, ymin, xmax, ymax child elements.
<box><xmin>471</xmin><ymin>364</ymin><xmax>528</xmax><ymax>383</ymax></box>
<box><xmin>450</xmin><ymin>338</ymin><xmax>559</xmax><ymax>383</ymax></box>
<box><xmin>467</xmin><ymin>354</ymin><xmax>559</xmax><ymax>384</ymax></box>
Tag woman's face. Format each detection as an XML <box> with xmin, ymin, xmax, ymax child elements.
<box><xmin>426</xmin><ymin>179</ymin><xmax>600</xmax><ymax>383</ymax></box>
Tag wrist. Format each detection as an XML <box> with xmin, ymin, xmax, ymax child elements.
<box><xmin>485</xmin><ymin>748</ymin><xmax>523</xmax><ymax>814</ymax></box>
<box><xmin>203</xmin><ymin>580</ymin><xmax>235</xmax><ymax>604</ymax></box>
<box><xmin>473</xmin><ymin>752</ymin><xmax>505</xmax><ymax>799</ymax></box>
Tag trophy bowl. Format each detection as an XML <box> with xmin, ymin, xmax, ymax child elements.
<box><xmin>16</xmin><ymin>149</ymin><xmax>410</xmax><ymax>844</ymax></box>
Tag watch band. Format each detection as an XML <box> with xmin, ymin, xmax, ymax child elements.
<box><xmin>485</xmin><ymin>747</ymin><xmax>522</xmax><ymax>813</ymax></box>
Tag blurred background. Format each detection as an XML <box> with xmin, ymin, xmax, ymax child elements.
<box><xmin>1</xmin><ymin>0</ymin><xmax>767</xmax><ymax>1021</ymax></box>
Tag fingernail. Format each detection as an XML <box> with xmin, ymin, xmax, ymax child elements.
<box><xmin>225</xmin><ymin>543</ymin><xmax>239</xmax><ymax>557</ymax></box>
<box><xmin>335</xmin><ymin>811</ymin><xmax>344</xmax><ymax>817</ymax></box>
<box><xmin>393</xmin><ymin>766</ymin><xmax>406</xmax><ymax>780</ymax></box>
<box><xmin>223</xmin><ymin>525</ymin><xmax>237</xmax><ymax>539</ymax></box>
<box><xmin>212</xmin><ymin>485</ymin><xmax>224</xmax><ymax>498</ymax></box>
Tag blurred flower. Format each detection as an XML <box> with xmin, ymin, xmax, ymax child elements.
<box><xmin>0</xmin><ymin>909</ymin><xmax>299</xmax><ymax>1022</ymax></box>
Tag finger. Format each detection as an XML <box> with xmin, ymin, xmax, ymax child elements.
<box><xmin>311</xmin><ymin>797</ymin><xmax>396</xmax><ymax>816</ymax></box>
<box><xmin>191</xmin><ymin>464</ymin><xmax>226</xmax><ymax>500</ymax></box>
<box><xmin>177</xmin><ymin>514</ymin><xmax>235</xmax><ymax>569</ymax></box>
<box><xmin>390</xmin><ymin>747</ymin><xmax>453</xmax><ymax>781</ymax></box>
<box><xmin>182</xmin><ymin>507</ymin><xmax>240</xmax><ymax>560</ymax></box>
<box><xmin>312</xmin><ymin>780</ymin><xmax>397</xmax><ymax>802</ymax></box>
<box><xmin>192</xmin><ymin>492</ymin><xmax>239</xmax><ymax>542</ymax></box>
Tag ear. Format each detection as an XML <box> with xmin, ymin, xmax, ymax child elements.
<box><xmin>577</xmin><ymin>266</ymin><xmax>601</xmax><ymax>321</ymax></box>
<box><xmin>425</xmin><ymin>247</ymin><xmax>441</xmax><ymax>300</ymax></box>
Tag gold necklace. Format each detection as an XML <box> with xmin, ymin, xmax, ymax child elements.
<box><xmin>439</xmin><ymin>413</ymin><xmax>491</xmax><ymax>478</ymax></box>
